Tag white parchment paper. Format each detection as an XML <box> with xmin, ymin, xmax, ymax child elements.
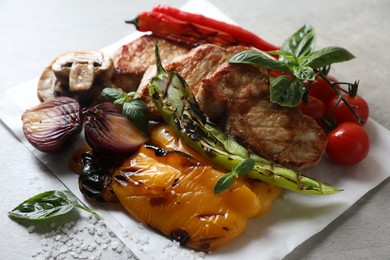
<box><xmin>1</xmin><ymin>0</ymin><xmax>390</xmax><ymax>259</ymax></box>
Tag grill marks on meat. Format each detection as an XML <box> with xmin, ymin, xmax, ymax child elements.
<box><xmin>138</xmin><ymin>44</ymin><xmax>248</xmax><ymax>120</ymax></box>
<box><xmin>112</xmin><ymin>35</ymin><xmax>191</xmax><ymax>92</ymax></box>
<box><xmin>127</xmin><ymin>38</ymin><xmax>326</xmax><ymax>169</ymax></box>
<box><xmin>152</xmin><ymin>44</ymin><xmax>326</xmax><ymax>170</ymax></box>
<box><xmin>201</xmin><ymin>62</ymin><xmax>326</xmax><ymax>169</ymax></box>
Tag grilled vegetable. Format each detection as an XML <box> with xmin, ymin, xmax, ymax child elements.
<box><xmin>22</xmin><ymin>97</ymin><xmax>82</xmax><ymax>153</ymax></box>
<box><xmin>77</xmin><ymin>148</ymin><xmax>119</xmax><ymax>202</ymax></box>
<box><xmin>148</xmin><ymin>43</ymin><xmax>340</xmax><ymax>195</ymax></box>
<box><xmin>38</xmin><ymin>51</ymin><xmax>113</xmax><ymax>107</ymax></box>
<box><xmin>52</xmin><ymin>51</ymin><xmax>114</xmax><ymax>92</ymax></box>
<box><xmin>83</xmin><ymin>102</ymin><xmax>149</xmax><ymax>154</ymax></box>
<box><xmin>126</xmin><ymin>5</ymin><xmax>278</xmax><ymax>51</ymax></box>
<box><xmin>112</xmin><ymin>145</ymin><xmax>263</xmax><ymax>252</ymax></box>
<box><xmin>150</xmin><ymin>123</ymin><xmax>282</xmax><ymax>217</ymax></box>
<box><xmin>151</xmin><ymin>4</ymin><xmax>278</xmax><ymax>51</ymax></box>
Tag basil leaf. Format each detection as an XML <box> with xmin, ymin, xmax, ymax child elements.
<box><xmin>122</xmin><ymin>99</ymin><xmax>149</xmax><ymax>132</ymax></box>
<box><xmin>113</xmin><ymin>98</ymin><xmax>126</xmax><ymax>106</ymax></box>
<box><xmin>233</xmin><ymin>158</ymin><xmax>255</xmax><ymax>176</ymax></box>
<box><xmin>228</xmin><ymin>50</ymin><xmax>288</xmax><ymax>72</ymax></box>
<box><xmin>8</xmin><ymin>190</ymin><xmax>97</xmax><ymax>221</ymax></box>
<box><xmin>304</xmin><ymin>46</ymin><xmax>355</xmax><ymax>69</ymax></box>
<box><xmin>292</xmin><ymin>65</ymin><xmax>315</xmax><ymax>81</ymax></box>
<box><xmin>214</xmin><ymin>159</ymin><xmax>255</xmax><ymax>194</ymax></box>
<box><xmin>214</xmin><ymin>174</ymin><xmax>235</xmax><ymax>194</ymax></box>
<box><xmin>282</xmin><ymin>24</ymin><xmax>316</xmax><ymax>58</ymax></box>
<box><xmin>270</xmin><ymin>76</ymin><xmax>306</xmax><ymax>107</ymax></box>
<box><xmin>101</xmin><ymin>88</ymin><xmax>126</xmax><ymax>101</ymax></box>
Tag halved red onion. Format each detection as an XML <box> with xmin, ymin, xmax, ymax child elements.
<box><xmin>22</xmin><ymin>97</ymin><xmax>82</xmax><ymax>152</ymax></box>
<box><xmin>83</xmin><ymin>102</ymin><xmax>149</xmax><ymax>154</ymax></box>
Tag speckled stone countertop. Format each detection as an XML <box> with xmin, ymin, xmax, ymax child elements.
<box><xmin>1</xmin><ymin>0</ymin><xmax>390</xmax><ymax>259</ymax></box>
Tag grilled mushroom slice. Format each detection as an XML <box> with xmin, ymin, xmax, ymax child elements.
<box><xmin>37</xmin><ymin>66</ymin><xmax>71</xmax><ymax>102</ymax></box>
<box><xmin>51</xmin><ymin>51</ymin><xmax>114</xmax><ymax>92</ymax></box>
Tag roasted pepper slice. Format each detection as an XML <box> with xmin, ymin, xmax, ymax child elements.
<box><xmin>112</xmin><ymin>145</ymin><xmax>264</xmax><ymax>252</ymax></box>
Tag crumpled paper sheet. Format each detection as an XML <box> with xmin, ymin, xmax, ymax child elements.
<box><xmin>1</xmin><ymin>0</ymin><xmax>390</xmax><ymax>259</ymax></box>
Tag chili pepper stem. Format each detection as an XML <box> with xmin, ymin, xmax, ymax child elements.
<box><xmin>124</xmin><ymin>19</ymin><xmax>137</xmax><ymax>25</ymax></box>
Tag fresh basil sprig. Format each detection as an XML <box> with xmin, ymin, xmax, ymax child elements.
<box><xmin>101</xmin><ymin>88</ymin><xmax>149</xmax><ymax>132</ymax></box>
<box><xmin>228</xmin><ymin>24</ymin><xmax>355</xmax><ymax>107</ymax></box>
<box><xmin>214</xmin><ymin>158</ymin><xmax>255</xmax><ymax>194</ymax></box>
<box><xmin>8</xmin><ymin>190</ymin><xmax>98</xmax><ymax>221</ymax></box>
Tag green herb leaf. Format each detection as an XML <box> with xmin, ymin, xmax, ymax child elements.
<box><xmin>214</xmin><ymin>159</ymin><xmax>255</xmax><ymax>194</ymax></box>
<box><xmin>122</xmin><ymin>99</ymin><xmax>149</xmax><ymax>132</ymax></box>
<box><xmin>228</xmin><ymin>24</ymin><xmax>356</xmax><ymax>109</ymax></box>
<box><xmin>304</xmin><ymin>46</ymin><xmax>355</xmax><ymax>69</ymax></box>
<box><xmin>8</xmin><ymin>190</ymin><xmax>98</xmax><ymax>221</ymax></box>
<box><xmin>282</xmin><ymin>24</ymin><xmax>316</xmax><ymax>58</ymax></box>
<box><xmin>101</xmin><ymin>88</ymin><xmax>126</xmax><ymax>101</ymax></box>
<box><xmin>292</xmin><ymin>65</ymin><xmax>315</xmax><ymax>81</ymax></box>
<box><xmin>228</xmin><ymin>50</ymin><xmax>288</xmax><ymax>72</ymax></box>
<box><xmin>214</xmin><ymin>174</ymin><xmax>235</xmax><ymax>194</ymax></box>
<box><xmin>113</xmin><ymin>98</ymin><xmax>126</xmax><ymax>106</ymax></box>
<box><xmin>270</xmin><ymin>76</ymin><xmax>306</xmax><ymax>107</ymax></box>
<box><xmin>232</xmin><ymin>158</ymin><xmax>256</xmax><ymax>177</ymax></box>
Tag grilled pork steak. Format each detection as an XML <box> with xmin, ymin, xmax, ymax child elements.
<box><xmin>201</xmin><ymin>61</ymin><xmax>327</xmax><ymax>170</ymax></box>
<box><xmin>138</xmin><ymin>44</ymin><xmax>249</xmax><ymax>120</ymax></box>
<box><xmin>112</xmin><ymin>35</ymin><xmax>191</xmax><ymax>92</ymax></box>
<box><xmin>138</xmin><ymin>43</ymin><xmax>326</xmax><ymax>170</ymax></box>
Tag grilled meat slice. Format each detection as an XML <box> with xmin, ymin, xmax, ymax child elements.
<box><xmin>138</xmin><ymin>44</ymin><xmax>248</xmax><ymax>120</ymax></box>
<box><xmin>200</xmin><ymin>62</ymin><xmax>327</xmax><ymax>170</ymax></box>
<box><xmin>144</xmin><ymin>43</ymin><xmax>326</xmax><ymax>170</ymax></box>
<box><xmin>112</xmin><ymin>35</ymin><xmax>191</xmax><ymax>92</ymax></box>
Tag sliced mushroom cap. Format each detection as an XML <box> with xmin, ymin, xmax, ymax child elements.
<box><xmin>37</xmin><ymin>65</ymin><xmax>109</xmax><ymax>108</ymax></box>
<box><xmin>37</xmin><ymin>66</ymin><xmax>71</xmax><ymax>102</ymax></box>
<box><xmin>51</xmin><ymin>51</ymin><xmax>114</xmax><ymax>92</ymax></box>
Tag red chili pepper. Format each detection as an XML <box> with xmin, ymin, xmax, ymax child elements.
<box><xmin>127</xmin><ymin>11</ymin><xmax>240</xmax><ymax>46</ymax></box>
<box><xmin>127</xmin><ymin>5</ymin><xmax>279</xmax><ymax>52</ymax></box>
<box><xmin>152</xmin><ymin>5</ymin><xmax>278</xmax><ymax>51</ymax></box>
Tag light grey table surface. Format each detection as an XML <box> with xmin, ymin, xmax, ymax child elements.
<box><xmin>1</xmin><ymin>0</ymin><xmax>390</xmax><ymax>259</ymax></box>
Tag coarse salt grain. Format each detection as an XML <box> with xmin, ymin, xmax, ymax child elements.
<box><xmin>121</xmin><ymin>230</ymin><xmax>129</xmax><ymax>238</ymax></box>
<box><xmin>95</xmin><ymin>237</ymin><xmax>102</xmax><ymax>245</ymax></box>
<box><xmin>27</xmin><ymin>225</ymin><xmax>35</xmax><ymax>233</ymax></box>
<box><xmin>111</xmin><ymin>240</ymin><xmax>119</xmax><ymax>250</ymax></box>
<box><xmin>81</xmin><ymin>243</ymin><xmax>88</xmax><ymax>251</ymax></box>
<box><xmin>96</xmin><ymin>227</ymin><xmax>104</xmax><ymax>236</ymax></box>
<box><xmin>32</xmin><ymin>214</ymin><xmax>135</xmax><ymax>260</ymax></box>
<box><xmin>137</xmin><ymin>223</ymin><xmax>144</xmax><ymax>230</ymax></box>
<box><xmin>41</xmin><ymin>239</ymin><xmax>48</xmax><ymax>246</ymax></box>
<box><xmin>59</xmin><ymin>245</ymin><xmax>68</xmax><ymax>253</ymax></box>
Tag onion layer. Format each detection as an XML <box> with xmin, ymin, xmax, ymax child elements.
<box><xmin>22</xmin><ymin>97</ymin><xmax>82</xmax><ymax>152</ymax></box>
<box><xmin>83</xmin><ymin>102</ymin><xmax>149</xmax><ymax>154</ymax></box>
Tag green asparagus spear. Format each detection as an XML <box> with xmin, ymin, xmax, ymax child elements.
<box><xmin>148</xmin><ymin>42</ymin><xmax>340</xmax><ymax>195</ymax></box>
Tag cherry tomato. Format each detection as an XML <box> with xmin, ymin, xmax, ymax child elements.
<box><xmin>327</xmin><ymin>94</ymin><xmax>369</xmax><ymax>125</ymax></box>
<box><xmin>326</xmin><ymin>122</ymin><xmax>370</xmax><ymax>165</ymax></box>
<box><xmin>298</xmin><ymin>96</ymin><xmax>326</xmax><ymax>124</ymax></box>
<box><xmin>308</xmin><ymin>75</ymin><xmax>338</xmax><ymax>104</ymax></box>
